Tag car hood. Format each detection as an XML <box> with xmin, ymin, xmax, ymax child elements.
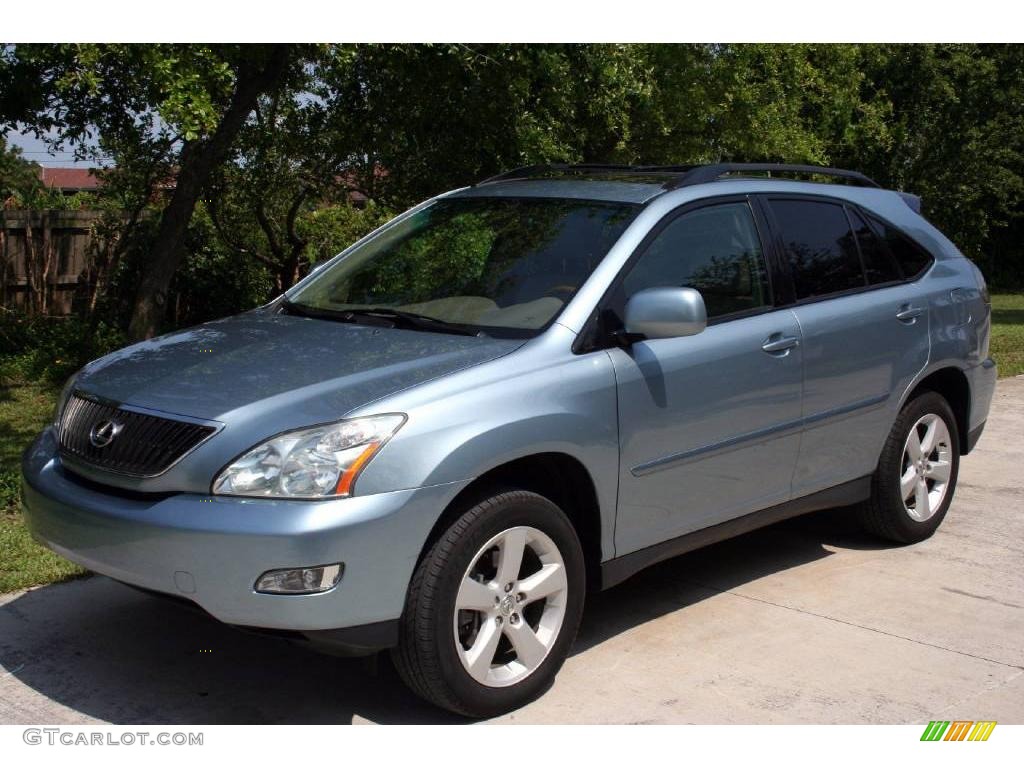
<box><xmin>75</xmin><ymin>310</ymin><xmax>524</xmax><ymax>425</ymax></box>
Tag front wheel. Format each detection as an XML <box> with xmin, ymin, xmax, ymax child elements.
<box><xmin>392</xmin><ymin>489</ymin><xmax>586</xmax><ymax>717</ymax></box>
<box><xmin>858</xmin><ymin>391</ymin><xmax>960</xmax><ymax>544</ymax></box>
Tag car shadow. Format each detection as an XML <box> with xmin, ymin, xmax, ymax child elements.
<box><xmin>0</xmin><ymin>505</ymin><xmax>895</xmax><ymax>725</ymax></box>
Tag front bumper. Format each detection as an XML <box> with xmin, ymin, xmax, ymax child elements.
<box><xmin>22</xmin><ymin>428</ymin><xmax>468</xmax><ymax>636</ymax></box>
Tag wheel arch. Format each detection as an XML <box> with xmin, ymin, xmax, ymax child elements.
<box><xmin>903</xmin><ymin>366</ymin><xmax>971</xmax><ymax>454</ymax></box>
<box><xmin>415</xmin><ymin>452</ymin><xmax>605</xmax><ymax>591</ymax></box>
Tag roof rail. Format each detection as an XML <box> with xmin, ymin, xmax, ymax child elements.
<box><xmin>476</xmin><ymin>162</ymin><xmax>882</xmax><ymax>191</ymax></box>
<box><xmin>476</xmin><ymin>164</ymin><xmax>568</xmax><ymax>185</ymax></box>
<box><xmin>666</xmin><ymin>163</ymin><xmax>881</xmax><ymax>190</ymax></box>
<box><xmin>476</xmin><ymin>163</ymin><xmax>701</xmax><ymax>186</ymax></box>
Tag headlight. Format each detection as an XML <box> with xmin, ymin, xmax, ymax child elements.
<box><xmin>212</xmin><ymin>414</ymin><xmax>406</xmax><ymax>499</ymax></box>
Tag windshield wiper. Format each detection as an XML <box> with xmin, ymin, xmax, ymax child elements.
<box><xmin>279</xmin><ymin>297</ymin><xmax>340</xmax><ymax>321</ymax></box>
<box><xmin>280</xmin><ymin>299</ymin><xmax>484</xmax><ymax>337</ymax></box>
<box><xmin>346</xmin><ymin>307</ymin><xmax>486</xmax><ymax>337</ymax></box>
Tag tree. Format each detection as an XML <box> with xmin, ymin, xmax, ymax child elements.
<box><xmin>204</xmin><ymin>65</ymin><xmax>369</xmax><ymax>293</ymax></box>
<box><xmin>3</xmin><ymin>42</ymin><xmax>1023</xmax><ymax>332</ymax></box>
<box><xmin>841</xmin><ymin>44</ymin><xmax>1024</xmax><ymax>277</ymax></box>
<box><xmin>315</xmin><ymin>44</ymin><xmax>656</xmax><ymax>207</ymax></box>
<box><xmin>0</xmin><ymin>135</ymin><xmax>40</xmax><ymax>202</ymax></box>
<box><xmin>1</xmin><ymin>44</ymin><xmax>307</xmax><ymax>339</ymax></box>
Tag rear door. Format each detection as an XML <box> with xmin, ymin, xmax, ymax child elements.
<box><xmin>608</xmin><ymin>197</ymin><xmax>804</xmax><ymax>555</ymax></box>
<box><xmin>760</xmin><ymin>196</ymin><xmax>931</xmax><ymax>497</ymax></box>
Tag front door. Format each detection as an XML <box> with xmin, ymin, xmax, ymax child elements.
<box><xmin>607</xmin><ymin>198</ymin><xmax>805</xmax><ymax>556</ymax></box>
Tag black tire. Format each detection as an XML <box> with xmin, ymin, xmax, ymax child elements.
<box><xmin>858</xmin><ymin>391</ymin><xmax>960</xmax><ymax>544</ymax></box>
<box><xmin>391</xmin><ymin>489</ymin><xmax>586</xmax><ymax>718</ymax></box>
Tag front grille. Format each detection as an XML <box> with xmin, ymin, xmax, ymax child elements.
<box><xmin>58</xmin><ymin>393</ymin><xmax>216</xmax><ymax>476</ymax></box>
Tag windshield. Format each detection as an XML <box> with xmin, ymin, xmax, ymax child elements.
<box><xmin>286</xmin><ymin>197</ymin><xmax>639</xmax><ymax>337</ymax></box>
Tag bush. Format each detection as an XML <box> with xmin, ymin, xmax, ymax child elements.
<box><xmin>0</xmin><ymin>312</ymin><xmax>127</xmax><ymax>386</ymax></box>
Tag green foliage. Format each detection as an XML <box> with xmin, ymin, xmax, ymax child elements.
<box><xmin>3</xmin><ymin>42</ymin><xmax>1024</xmax><ymax>322</ymax></box>
<box><xmin>839</xmin><ymin>45</ymin><xmax>1024</xmax><ymax>273</ymax></box>
<box><xmin>346</xmin><ymin>209</ymin><xmax>497</xmax><ymax>304</ymax></box>
<box><xmin>314</xmin><ymin>44</ymin><xmax>657</xmax><ymax>205</ymax></box>
<box><xmin>0</xmin><ymin>313</ymin><xmax>126</xmax><ymax>385</ymax></box>
<box><xmin>313</xmin><ymin>44</ymin><xmax>1022</xmax><ymax>285</ymax></box>
<box><xmin>169</xmin><ymin>205</ymin><xmax>277</xmax><ymax>326</ymax></box>
<box><xmin>2</xmin><ymin>44</ymin><xmax>274</xmax><ymax>159</ymax></box>
<box><xmin>0</xmin><ymin>135</ymin><xmax>40</xmax><ymax>200</ymax></box>
<box><xmin>0</xmin><ymin>135</ymin><xmax>94</xmax><ymax>208</ymax></box>
<box><xmin>298</xmin><ymin>201</ymin><xmax>394</xmax><ymax>265</ymax></box>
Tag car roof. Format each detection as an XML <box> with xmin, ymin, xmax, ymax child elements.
<box><xmin>442</xmin><ymin>165</ymin><xmax>949</xmax><ymax>264</ymax></box>
<box><xmin>449</xmin><ymin>177</ymin><xmax>669</xmax><ymax>204</ymax></box>
<box><xmin>445</xmin><ymin>163</ymin><xmax>915</xmax><ymax>209</ymax></box>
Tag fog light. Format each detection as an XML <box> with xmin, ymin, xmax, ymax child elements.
<box><xmin>255</xmin><ymin>563</ymin><xmax>344</xmax><ymax>595</ymax></box>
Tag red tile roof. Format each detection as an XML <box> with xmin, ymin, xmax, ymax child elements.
<box><xmin>38</xmin><ymin>167</ymin><xmax>103</xmax><ymax>191</ymax></box>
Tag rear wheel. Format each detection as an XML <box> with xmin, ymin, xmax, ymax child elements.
<box><xmin>392</xmin><ymin>489</ymin><xmax>586</xmax><ymax>717</ymax></box>
<box><xmin>858</xmin><ymin>391</ymin><xmax>960</xmax><ymax>543</ymax></box>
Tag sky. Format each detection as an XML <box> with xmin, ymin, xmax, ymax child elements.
<box><xmin>7</xmin><ymin>128</ymin><xmax>101</xmax><ymax>168</ymax></box>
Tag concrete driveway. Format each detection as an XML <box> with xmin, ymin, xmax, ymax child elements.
<box><xmin>2</xmin><ymin>378</ymin><xmax>1022</xmax><ymax>725</ymax></box>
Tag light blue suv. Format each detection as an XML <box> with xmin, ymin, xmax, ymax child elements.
<box><xmin>22</xmin><ymin>163</ymin><xmax>997</xmax><ymax>716</ymax></box>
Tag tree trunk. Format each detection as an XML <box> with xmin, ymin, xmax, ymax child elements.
<box><xmin>0</xmin><ymin>217</ymin><xmax>8</xmax><ymax>311</ymax></box>
<box><xmin>127</xmin><ymin>46</ymin><xmax>292</xmax><ymax>341</ymax></box>
<box><xmin>24</xmin><ymin>212</ymin><xmax>38</xmax><ymax>314</ymax></box>
<box><xmin>278</xmin><ymin>245</ymin><xmax>304</xmax><ymax>293</ymax></box>
<box><xmin>40</xmin><ymin>211</ymin><xmax>51</xmax><ymax>315</ymax></box>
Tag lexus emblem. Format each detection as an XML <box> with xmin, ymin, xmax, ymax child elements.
<box><xmin>89</xmin><ymin>419</ymin><xmax>123</xmax><ymax>448</ymax></box>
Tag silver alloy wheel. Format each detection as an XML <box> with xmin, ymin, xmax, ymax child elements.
<box><xmin>900</xmin><ymin>412</ymin><xmax>953</xmax><ymax>522</ymax></box>
<box><xmin>453</xmin><ymin>525</ymin><xmax>568</xmax><ymax>688</ymax></box>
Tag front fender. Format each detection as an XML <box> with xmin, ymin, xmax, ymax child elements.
<box><xmin>352</xmin><ymin>328</ymin><xmax>620</xmax><ymax>559</ymax></box>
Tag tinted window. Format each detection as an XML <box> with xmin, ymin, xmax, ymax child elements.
<box><xmin>867</xmin><ymin>214</ymin><xmax>934</xmax><ymax>279</ymax></box>
<box><xmin>849</xmin><ymin>208</ymin><xmax>901</xmax><ymax>284</ymax></box>
<box><xmin>769</xmin><ymin>199</ymin><xmax>866</xmax><ymax>300</ymax></box>
<box><xmin>622</xmin><ymin>202</ymin><xmax>770</xmax><ymax>318</ymax></box>
<box><xmin>289</xmin><ymin>197</ymin><xmax>637</xmax><ymax>336</ymax></box>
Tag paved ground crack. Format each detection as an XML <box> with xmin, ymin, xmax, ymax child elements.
<box><xmin>937</xmin><ymin>668</ymin><xmax>1023</xmax><ymax>715</ymax></box>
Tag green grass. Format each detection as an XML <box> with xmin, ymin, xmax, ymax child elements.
<box><xmin>0</xmin><ymin>379</ymin><xmax>85</xmax><ymax>593</ymax></box>
<box><xmin>991</xmin><ymin>293</ymin><xmax>1024</xmax><ymax>378</ymax></box>
<box><xmin>0</xmin><ymin>294</ymin><xmax>1021</xmax><ymax>594</ymax></box>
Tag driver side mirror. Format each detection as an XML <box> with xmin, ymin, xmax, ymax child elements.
<box><xmin>621</xmin><ymin>287</ymin><xmax>707</xmax><ymax>343</ymax></box>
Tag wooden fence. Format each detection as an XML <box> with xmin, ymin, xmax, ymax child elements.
<box><xmin>0</xmin><ymin>210</ymin><xmax>103</xmax><ymax>315</ymax></box>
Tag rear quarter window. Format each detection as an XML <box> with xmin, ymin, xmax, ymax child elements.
<box><xmin>866</xmin><ymin>214</ymin><xmax>935</xmax><ymax>279</ymax></box>
<box><xmin>848</xmin><ymin>208</ymin><xmax>902</xmax><ymax>285</ymax></box>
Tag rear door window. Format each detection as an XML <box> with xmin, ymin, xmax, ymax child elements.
<box><xmin>767</xmin><ymin>199</ymin><xmax>867</xmax><ymax>300</ymax></box>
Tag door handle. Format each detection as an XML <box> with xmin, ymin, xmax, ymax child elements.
<box><xmin>896</xmin><ymin>305</ymin><xmax>924</xmax><ymax>323</ymax></box>
<box><xmin>761</xmin><ymin>335</ymin><xmax>800</xmax><ymax>355</ymax></box>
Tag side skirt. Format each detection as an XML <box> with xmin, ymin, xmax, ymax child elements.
<box><xmin>600</xmin><ymin>476</ymin><xmax>871</xmax><ymax>590</ymax></box>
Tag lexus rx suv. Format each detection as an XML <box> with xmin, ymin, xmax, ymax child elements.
<box><xmin>22</xmin><ymin>163</ymin><xmax>996</xmax><ymax>717</ymax></box>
